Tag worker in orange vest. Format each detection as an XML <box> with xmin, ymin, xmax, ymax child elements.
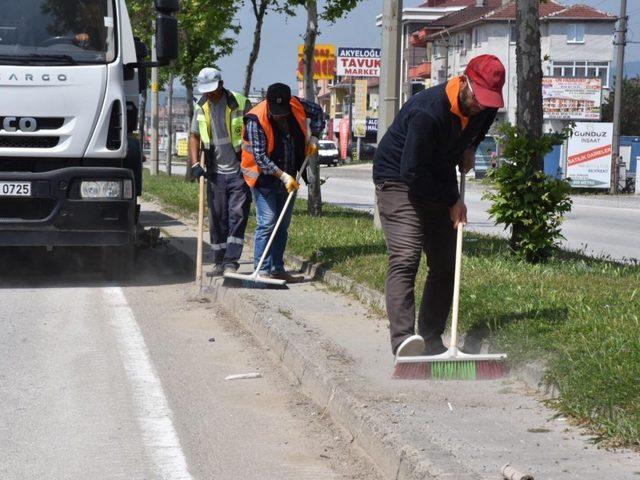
<box><xmin>241</xmin><ymin>83</ymin><xmax>325</xmax><ymax>283</ymax></box>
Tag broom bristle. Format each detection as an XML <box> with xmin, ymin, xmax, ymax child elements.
<box><xmin>393</xmin><ymin>360</ymin><xmax>508</xmax><ymax>380</ymax></box>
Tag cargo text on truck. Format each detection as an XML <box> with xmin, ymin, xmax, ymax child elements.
<box><xmin>0</xmin><ymin>0</ymin><xmax>179</xmax><ymax>278</ymax></box>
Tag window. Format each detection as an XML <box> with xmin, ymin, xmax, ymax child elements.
<box><xmin>473</xmin><ymin>28</ymin><xmax>480</xmax><ymax>47</ymax></box>
<box><xmin>510</xmin><ymin>24</ymin><xmax>517</xmax><ymax>44</ymax></box>
<box><xmin>567</xmin><ymin>23</ymin><xmax>585</xmax><ymax>44</ymax></box>
<box><xmin>549</xmin><ymin>61</ymin><xmax>610</xmax><ymax>88</ymax></box>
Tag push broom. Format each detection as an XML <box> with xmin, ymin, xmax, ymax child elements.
<box><xmin>223</xmin><ymin>144</ymin><xmax>317</xmax><ymax>287</ymax></box>
<box><xmin>393</xmin><ymin>172</ymin><xmax>508</xmax><ymax>380</ymax></box>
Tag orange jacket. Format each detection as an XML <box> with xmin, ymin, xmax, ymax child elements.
<box><xmin>241</xmin><ymin>97</ymin><xmax>308</xmax><ymax>188</ymax></box>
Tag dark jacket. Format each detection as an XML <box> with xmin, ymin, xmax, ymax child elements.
<box><xmin>373</xmin><ymin>81</ymin><xmax>496</xmax><ymax>206</ymax></box>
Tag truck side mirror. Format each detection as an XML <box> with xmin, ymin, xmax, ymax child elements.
<box><xmin>134</xmin><ymin>37</ymin><xmax>149</xmax><ymax>92</ymax></box>
<box><xmin>155</xmin><ymin>14</ymin><xmax>178</xmax><ymax>63</ymax></box>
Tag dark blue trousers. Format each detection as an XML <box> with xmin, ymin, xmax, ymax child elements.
<box><xmin>207</xmin><ymin>171</ymin><xmax>251</xmax><ymax>269</ymax></box>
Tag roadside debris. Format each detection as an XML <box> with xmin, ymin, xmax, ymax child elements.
<box><xmin>225</xmin><ymin>373</ymin><xmax>263</xmax><ymax>381</ymax></box>
<box><xmin>501</xmin><ymin>463</ymin><xmax>534</xmax><ymax>480</ymax></box>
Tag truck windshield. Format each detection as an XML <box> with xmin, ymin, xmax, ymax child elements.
<box><xmin>0</xmin><ymin>0</ymin><xmax>116</xmax><ymax>65</ymax></box>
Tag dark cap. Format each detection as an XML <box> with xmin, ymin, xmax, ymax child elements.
<box><xmin>465</xmin><ymin>55</ymin><xmax>505</xmax><ymax>109</ymax></box>
<box><xmin>266</xmin><ymin>83</ymin><xmax>292</xmax><ymax>116</ymax></box>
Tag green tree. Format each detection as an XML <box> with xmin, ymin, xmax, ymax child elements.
<box><xmin>128</xmin><ymin>0</ymin><xmax>240</xmax><ymax>119</ymax></box>
<box><xmin>286</xmin><ymin>0</ymin><xmax>360</xmax><ymax>216</ymax></box>
<box><xmin>602</xmin><ymin>76</ymin><xmax>640</xmax><ymax>136</ymax></box>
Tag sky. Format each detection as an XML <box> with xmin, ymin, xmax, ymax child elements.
<box><xmin>216</xmin><ymin>0</ymin><xmax>640</xmax><ymax>93</ymax></box>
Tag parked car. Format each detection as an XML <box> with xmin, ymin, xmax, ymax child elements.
<box><xmin>348</xmin><ymin>141</ymin><xmax>377</xmax><ymax>161</ymax></box>
<box><xmin>317</xmin><ymin>140</ymin><xmax>340</xmax><ymax>166</ymax></box>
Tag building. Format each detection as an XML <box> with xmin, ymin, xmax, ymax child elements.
<box><xmin>377</xmin><ymin>0</ymin><xmax>484</xmax><ymax>104</ymax></box>
<box><xmin>415</xmin><ymin>0</ymin><xmax>616</xmax><ymax>131</ymax></box>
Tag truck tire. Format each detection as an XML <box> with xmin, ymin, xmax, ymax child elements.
<box><xmin>101</xmin><ymin>244</ymin><xmax>136</xmax><ymax>281</ymax></box>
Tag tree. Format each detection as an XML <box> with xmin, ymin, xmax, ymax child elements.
<box><xmin>602</xmin><ymin>76</ymin><xmax>640</xmax><ymax>136</ymax></box>
<box><xmin>515</xmin><ymin>0</ymin><xmax>543</xmax><ymax>163</ymax></box>
<box><xmin>129</xmin><ymin>0</ymin><xmax>241</xmax><ymax>179</ymax></box>
<box><xmin>286</xmin><ymin>0</ymin><xmax>360</xmax><ymax>215</ymax></box>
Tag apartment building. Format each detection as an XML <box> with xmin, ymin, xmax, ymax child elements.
<box><xmin>416</xmin><ymin>0</ymin><xmax>616</xmax><ymax>132</ymax></box>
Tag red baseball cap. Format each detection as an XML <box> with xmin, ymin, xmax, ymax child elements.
<box><xmin>465</xmin><ymin>55</ymin><xmax>505</xmax><ymax>108</ymax></box>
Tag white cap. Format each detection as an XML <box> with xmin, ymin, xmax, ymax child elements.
<box><xmin>197</xmin><ymin>67</ymin><xmax>222</xmax><ymax>94</ymax></box>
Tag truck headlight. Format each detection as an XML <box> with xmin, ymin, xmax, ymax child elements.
<box><xmin>80</xmin><ymin>180</ymin><xmax>133</xmax><ymax>199</ymax></box>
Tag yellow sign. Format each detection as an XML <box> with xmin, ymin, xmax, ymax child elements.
<box><xmin>175</xmin><ymin>132</ymin><xmax>189</xmax><ymax>157</ymax></box>
<box><xmin>354</xmin><ymin>79</ymin><xmax>368</xmax><ymax>138</ymax></box>
<box><xmin>297</xmin><ymin>44</ymin><xmax>336</xmax><ymax>81</ymax></box>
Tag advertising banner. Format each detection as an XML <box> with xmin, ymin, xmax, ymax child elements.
<box><xmin>297</xmin><ymin>44</ymin><xmax>336</xmax><ymax>80</ymax></box>
<box><xmin>339</xmin><ymin>116</ymin><xmax>350</xmax><ymax>160</ymax></box>
<box><xmin>542</xmin><ymin>78</ymin><xmax>602</xmax><ymax>120</ymax></box>
<box><xmin>353</xmin><ymin>79</ymin><xmax>368</xmax><ymax>138</ymax></box>
<box><xmin>337</xmin><ymin>47</ymin><xmax>381</xmax><ymax>77</ymax></box>
<box><xmin>366</xmin><ymin>117</ymin><xmax>378</xmax><ymax>135</ymax></box>
<box><xmin>175</xmin><ymin>132</ymin><xmax>189</xmax><ymax>157</ymax></box>
<box><xmin>567</xmin><ymin>122</ymin><xmax>613</xmax><ymax>188</ymax></box>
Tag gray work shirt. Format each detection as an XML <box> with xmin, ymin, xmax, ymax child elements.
<box><xmin>191</xmin><ymin>95</ymin><xmax>239</xmax><ymax>174</ymax></box>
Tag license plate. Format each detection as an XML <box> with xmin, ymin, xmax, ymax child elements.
<box><xmin>0</xmin><ymin>181</ymin><xmax>31</xmax><ymax>197</ymax></box>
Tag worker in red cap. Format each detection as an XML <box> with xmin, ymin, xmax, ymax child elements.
<box><xmin>373</xmin><ymin>54</ymin><xmax>505</xmax><ymax>360</ymax></box>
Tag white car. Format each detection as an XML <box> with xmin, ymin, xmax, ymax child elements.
<box><xmin>317</xmin><ymin>140</ymin><xmax>341</xmax><ymax>167</ymax></box>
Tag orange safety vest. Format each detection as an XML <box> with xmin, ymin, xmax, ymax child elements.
<box><xmin>241</xmin><ymin>97</ymin><xmax>308</xmax><ymax>188</ymax></box>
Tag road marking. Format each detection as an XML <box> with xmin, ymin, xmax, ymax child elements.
<box><xmin>103</xmin><ymin>286</ymin><xmax>193</xmax><ymax>480</ymax></box>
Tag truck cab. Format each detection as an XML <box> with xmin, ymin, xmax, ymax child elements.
<box><xmin>0</xmin><ymin>0</ymin><xmax>178</xmax><ymax>273</ymax></box>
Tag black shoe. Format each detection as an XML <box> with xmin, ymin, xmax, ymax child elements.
<box><xmin>206</xmin><ymin>264</ymin><xmax>224</xmax><ymax>278</ymax></box>
<box><xmin>423</xmin><ymin>336</ymin><xmax>448</xmax><ymax>356</ymax></box>
<box><xmin>223</xmin><ymin>264</ymin><xmax>238</xmax><ymax>275</ymax></box>
<box><xmin>269</xmin><ymin>271</ymin><xmax>305</xmax><ymax>283</ymax></box>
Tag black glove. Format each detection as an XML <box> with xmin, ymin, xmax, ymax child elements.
<box><xmin>191</xmin><ymin>164</ymin><xmax>206</xmax><ymax>179</ymax></box>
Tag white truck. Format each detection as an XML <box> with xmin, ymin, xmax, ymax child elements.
<box><xmin>0</xmin><ymin>0</ymin><xmax>178</xmax><ymax>275</ymax></box>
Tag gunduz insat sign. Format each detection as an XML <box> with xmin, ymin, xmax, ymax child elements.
<box><xmin>337</xmin><ymin>47</ymin><xmax>381</xmax><ymax>77</ymax></box>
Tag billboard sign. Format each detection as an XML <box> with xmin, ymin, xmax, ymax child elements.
<box><xmin>337</xmin><ymin>47</ymin><xmax>381</xmax><ymax>77</ymax></box>
<box><xmin>542</xmin><ymin>77</ymin><xmax>602</xmax><ymax>120</ymax></box>
<box><xmin>567</xmin><ymin>122</ymin><xmax>613</xmax><ymax>188</ymax></box>
<box><xmin>353</xmin><ymin>79</ymin><xmax>368</xmax><ymax>137</ymax></box>
<box><xmin>297</xmin><ymin>44</ymin><xmax>336</xmax><ymax>80</ymax></box>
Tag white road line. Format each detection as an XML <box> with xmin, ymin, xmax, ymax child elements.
<box><xmin>103</xmin><ymin>286</ymin><xmax>193</xmax><ymax>480</ymax></box>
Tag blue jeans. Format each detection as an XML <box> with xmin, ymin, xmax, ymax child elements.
<box><xmin>252</xmin><ymin>184</ymin><xmax>295</xmax><ymax>274</ymax></box>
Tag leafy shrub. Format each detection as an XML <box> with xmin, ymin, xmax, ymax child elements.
<box><xmin>483</xmin><ymin>123</ymin><xmax>572</xmax><ymax>263</ymax></box>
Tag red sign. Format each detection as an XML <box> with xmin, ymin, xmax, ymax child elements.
<box><xmin>339</xmin><ymin>116</ymin><xmax>350</xmax><ymax>160</ymax></box>
<box><xmin>568</xmin><ymin>144</ymin><xmax>612</xmax><ymax>166</ymax></box>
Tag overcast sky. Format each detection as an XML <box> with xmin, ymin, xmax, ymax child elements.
<box><xmin>216</xmin><ymin>0</ymin><xmax>640</xmax><ymax>93</ymax></box>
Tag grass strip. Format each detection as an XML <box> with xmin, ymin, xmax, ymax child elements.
<box><xmin>143</xmin><ymin>170</ymin><xmax>640</xmax><ymax>448</ymax></box>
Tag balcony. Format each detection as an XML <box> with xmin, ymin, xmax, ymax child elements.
<box><xmin>408</xmin><ymin>61</ymin><xmax>432</xmax><ymax>80</ymax></box>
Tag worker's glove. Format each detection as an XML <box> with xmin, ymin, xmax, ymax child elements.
<box><xmin>191</xmin><ymin>164</ymin><xmax>206</xmax><ymax>180</ymax></box>
<box><xmin>279</xmin><ymin>171</ymin><xmax>300</xmax><ymax>193</ymax></box>
<box><xmin>306</xmin><ymin>136</ymin><xmax>319</xmax><ymax>156</ymax></box>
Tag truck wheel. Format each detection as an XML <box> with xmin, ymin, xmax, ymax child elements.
<box><xmin>101</xmin><ymin>244</ymin><xmax>136</xmax><ymax>281</ymax></box>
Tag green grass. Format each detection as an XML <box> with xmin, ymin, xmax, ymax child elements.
<box><xmin>143</xmin><ymin>170</ymin><xmax>640</xmax><ymax>448</ymax></box>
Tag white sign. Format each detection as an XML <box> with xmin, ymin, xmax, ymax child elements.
<box><xmin>337</xmin><ymin>47</ymin><xmax>381</xmax><ymax>77</ymax></box>
<box><xmin>567</xmin><ymin>122</ymin><xmax>613</xmax><ymax>188</ymax></box>
<box><xmin>542</xmin><ymin>78</ymin><xmax>602</xmax><ymax>120</ymax></box>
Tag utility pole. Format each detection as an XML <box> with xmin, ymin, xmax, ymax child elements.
<box><xmin>150</xmin><ymin>32</ymin><xmax>159</xmax><ymax>176</ymax></box>
<box><xmin>610</xmin><ymin>0</ymin><xmax>627</xmax><ymax>194</ymax></box>
<box><xmin>375</xmin><ymin>0</ymin><xmax>402</xmax><ymax>228</ymax></box>
<box><xmin>166</xmin><ymin>75</ymin><xmax>174</xmax><ymax>176</ymax></box>
<box><xmin>377</xmin><ymin>0</ymin><xmax>403</xmax><ymax>144</ymax></box>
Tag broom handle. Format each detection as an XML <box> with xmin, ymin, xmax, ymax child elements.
<box><xmin>253</xmin><ymin>153</ymin><xmax>312</xmax><ymax>275</ymax></box>
<box><xmin>195</xmin><ymin>150</ymin><xmax>206</xmax><ymax>292</ymax></box>
<box><xmin>449</xmin><ymin>172</ymin><xmax>465</xmax><ymax>351</ymax></box>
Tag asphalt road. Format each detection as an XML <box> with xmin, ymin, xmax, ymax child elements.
<box><xmin>0</xmin><ymin>215</ymin><xmax>379</xmax><ymax>480</ymax></box>
<box><xmin>299</xmin><ymin>163</ymin><xmax>640</xmax><ymax>262</ymax></box>
<box><xmin>147</xmin><ymin>161</ymin><xmax>640</xmax><ymax>261</ymax></box>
